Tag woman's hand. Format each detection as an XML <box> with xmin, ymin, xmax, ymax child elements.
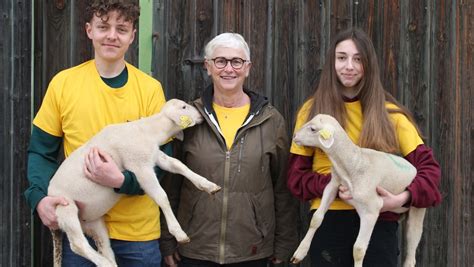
<box><xmin>377</xmin><ymin>186</ymin><xmax>411</xmax><ymax>212</ymax></box>
<box><xmin>164</xmin><ymin>252</ymin><xmax>181</xmax><ymax>267</ymax></box>
<box><xmin>84</xmin><ymin>147</ymin><xmax>124</xmax><ymax>188</ymax></box>
<box><xmin>338</xmin><ymin>185</ymin><xmax>353</xmax><ymax>201</ymax></box>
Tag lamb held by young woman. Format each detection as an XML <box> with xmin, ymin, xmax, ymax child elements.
<box><xmin>290</xmin><ymin>114</ymin><xmax>427</xmax><ymax>267</ymax></box>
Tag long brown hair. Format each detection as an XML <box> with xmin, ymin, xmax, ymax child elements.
<box><xmin>306</xmin><ymin>28</ymin><xmax>420</xmax><ymax>154</ymax></box>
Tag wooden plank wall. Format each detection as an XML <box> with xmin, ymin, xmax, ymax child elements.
<box><xmin>0</xmin><ymin>0</ymin><xmax>33</xmax><ymax>266</ymax></box>
<box><xmin>0</xmin><ymin>0</ymin><xmax>472</xmax><ymax>266</ymax></box>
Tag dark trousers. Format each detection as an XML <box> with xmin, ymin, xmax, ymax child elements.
<box><xmin>62</xmin><ymin>234</ymin><xmax>161</xmax><ymax>267</ymax></box>
<box><xmin>309</xmin><ymin>210</ymin><xmax>399</xmax><ymax>267</ymax></box>
<box><xmin>179</xmin><ymin>256</ymin><xmax>269</xmax><ymax>267</ymax></box>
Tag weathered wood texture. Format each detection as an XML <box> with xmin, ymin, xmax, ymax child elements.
<box><xmin>1</xmin><ymin>1</ymin><xmax>33</xmax><ymax>267</ymax></box>
<box><xmin>1</xmin><ymin>0</ymin><xmax>472</xmax><ymax>266</ymax></box>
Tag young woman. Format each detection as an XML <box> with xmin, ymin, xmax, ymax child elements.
<box><xmin>287</xmin><ymin>28</ymin><xmax>442</xmax><ymax>267</ymax></box>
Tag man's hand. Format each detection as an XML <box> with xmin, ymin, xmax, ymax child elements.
<box><xmin>84</xmin><ymin>147</ymin><xmax>124</xmax><ymax>188</ymax></box>
<box><xmin>164</xmin><ymin>252</ymin><xmax>181</xmax><ymax>267</ymax></box>
<box><xmin>36</xmin><ymin>196</ymin><xmax>69</xmax><ymax>230</ymax></box>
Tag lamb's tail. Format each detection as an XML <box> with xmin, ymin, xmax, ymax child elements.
<box><xmin>52</xmin><ymin>229</ymin><xmax>63</xmax><ymax>267</ymax></box>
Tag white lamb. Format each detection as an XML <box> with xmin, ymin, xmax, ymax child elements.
<box><xmin>290</xmin><ymin>114</ymin><xmax>425</xmax><ymax>267</ymax></box>
<box><xmin>48</xmin><ymin>99</ymin><xmax>221</xmax><ymax>267</ymax></box>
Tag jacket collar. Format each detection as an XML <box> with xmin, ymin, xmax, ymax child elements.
<box><xmin>201</xmin><ymin>84</ymin><xmax>268</xmax><ymax>119</ymax></box>
<box><xmin>197</xmin><ymin>84</ymin><xmax>269</xmax><ymax>136</ymax></box>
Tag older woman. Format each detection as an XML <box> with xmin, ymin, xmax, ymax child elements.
<box><xmin>160</xmin><ymin>33</ymin><xmax>298</xmax><ymax>266</ymax></box>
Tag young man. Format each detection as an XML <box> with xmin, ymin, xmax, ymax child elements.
<box><xmin>24</xmin><ymin>1</ymin><xmax>166</xmax><ymax>265</ymax></box>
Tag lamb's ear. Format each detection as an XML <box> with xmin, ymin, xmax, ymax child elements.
<box><xmin>318</xmin><ymin>128</ymin><xmax>334</xmax><ymax>149</ymax></box>
<box><xmin>174</xmin><ymin>131</ymin><xmax>184</xmax><ymax>141</ymax></box>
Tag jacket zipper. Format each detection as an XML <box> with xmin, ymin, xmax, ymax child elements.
<box><xmin>237</xmin><ymin>137</ymin><xmax>245</xmax><ymax>173</ymax></box>
<box><xmin>219</xmin><ymin>151</ymin><xmax>231</xmax><ymax>263</ymax></box>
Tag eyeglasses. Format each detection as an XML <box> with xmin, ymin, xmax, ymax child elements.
<box><xmin>209</xmin><ymin>57</ymin><xmax>249</xmax><ymax>69</ymax></box>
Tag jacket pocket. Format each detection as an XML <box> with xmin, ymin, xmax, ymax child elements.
<box><xmin>250</xmin><ymin>194</ymin><xmax>270</xmax><ymax>239</ymax></box>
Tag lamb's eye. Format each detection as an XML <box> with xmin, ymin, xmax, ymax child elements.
<box><xmin>182</xmin><ymin>105</ymin><xmax>186</xmax><ymax>109</ymax></box>
<box><xmin>310</xmin><ymin>126</ymin><xmax>316</xmax><ymax>132</ymax></box>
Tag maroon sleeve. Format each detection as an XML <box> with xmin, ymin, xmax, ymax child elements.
<box><xmin>404</xmin><ymin>144</ymin><xmax>442</xmax><ymax>207</ymax></box>
<box><xmin>287</xmin><ymin>153</ymin><xmax>331</xmax><ymax>202</ymax></box>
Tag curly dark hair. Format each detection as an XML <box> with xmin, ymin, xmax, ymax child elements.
<box><xmin>86</xmin><ymin>0</ymin><xmax>140</xmax><ymax>27</ymax></box>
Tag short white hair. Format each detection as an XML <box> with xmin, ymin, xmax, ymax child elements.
<box><xmin>204</xmin><ymin>32</ymin><xmax>251</xmax><ymax>60</ymax></box>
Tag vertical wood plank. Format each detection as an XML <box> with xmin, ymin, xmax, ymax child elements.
<box><xmin>399</xmin><ymin>0</ymin><xmax>430</xmax><ymax>129</ymax></box>
<box><xmin>241</xmin><ymin>0</ymin><xmax>268</xmax><ymax>96</ymax></box>
<box><xmin>43</xmin><ymin>0</ymin><xmax>72</xmax><ymax>89</ymax></box>
<box><xmin>0</xmin><ymin>1</ymin><xmax>13</xmax><ymax>266</ymax></box>
<box><xmin>182</xmin><ymin>0</ymin><xmax>214</xmax><ymax>100</ymax></box>
<box><xmin>0</xmin><ymin>0</ymin><xmax>32</xmax><ymax>266</ymax></box>
<box><xmin>454</xmin><ymin>1</ymin><xmax>474</xmax><ymax>266</ymax></box>
<box><xmin>162</xmin><ymin>0</ymin><xmax>186</xmax><ymax>99</ymax></box>
<box><xmin>70</xmin><ymin>0</ymin><xmax>93</xmax><ymax>66</ymax></box>
<box><xmin>378</xmin><ymin>1</ymin><xmax>401</xmax><ymax>96</ymax></box>
<box><xmin>33</xmin><ymin>2</ymin><xmax>72</xmax><ymax>266</ymax></box>
<box><xmin>272</xmin><ymin>0</ymin><xmax>295</xmax><ymax>128</ymax></box>
<box><xmin>329</xmin><ymin>0</ymin><xmax>351</xmax><ymax>37</ymax></box>
<box><xmin>423</xmin><ymin>0</ymin><xmax>456</xmax><ymax>266</ymax></box>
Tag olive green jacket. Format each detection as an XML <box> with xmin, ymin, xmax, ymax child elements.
<box><xmin>160</xmin><ymin>86</ymin><xmax>298</xmax><ymax>264</ymax></box>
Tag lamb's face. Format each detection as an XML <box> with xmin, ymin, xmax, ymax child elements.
<box><xmin>293</xmin><ymin>114</ymin><xmax>336</xmax><ymax>149</ymax></box>
<box><xmin>163</xmin><ymin>99</ymin><xmax>203</xmax><ymax>129</ymax></box>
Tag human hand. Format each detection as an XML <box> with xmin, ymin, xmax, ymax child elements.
<box><xmin>338</xmin><ymin>185</ymin><xmax>353</xmax><ymax>201</ymax></box>
<box><xmin>164</xmin><ymin>252</ymin><xmax>181</xmax><ymax>267</ymax></box>
<box><xmin>36</xmin><ymin>196</ymin><xmax>68</xmax><ymax>230</ymax></box>
<box><xmin>376</xmin><ymin>186</ymin><xmax>411</xmax><ymax>212</ymax></box>
<box><xmin>84</xmin><ymin>147</ymin><xmax>124</xmax><ymax>188</ymax></box>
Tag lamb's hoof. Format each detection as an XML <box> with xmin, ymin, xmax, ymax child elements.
<box><xmin>177</xmin><ymin>236</ymin><xmax>190</xmax><ymax>244</ymax></box>
<box><xmin>209</xmin><ymin>185</ymin><xmax>221</xmax><ymax>195</ymax></box>
<box><xmin>201</xmin><ymin>181</ymin><xmax>221</xmax><ymax>195</ymax></box>
<box><xmin>290</xmin><ymin>256</ymin><xmax>302</xmax><ymax>264</ymax></box>
<box><xmin>290</xmin><ymin>247</ymin><xmax>307</xmax><ymax>264</ymax></box>
<box><xmin>97</xmin><ymin>259</ymin><xmax>117</xmax><ymax>267</ymax></box>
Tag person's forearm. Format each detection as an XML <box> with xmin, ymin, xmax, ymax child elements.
<box><xmin>287</xmin><ymin>153</ymin><xmax>331</xmax><ymax>201</ymax></box>
<box><xmin>24</xmin><ymin>126</ymin><xmax>62</xmax><ymax>211</ymax></box>
<box><xmin>405</xmin><ymin>144</ymin><xmax>442</xmax><ymax>207</ymax></box>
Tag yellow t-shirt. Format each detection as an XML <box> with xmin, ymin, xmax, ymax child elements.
<box><xmin>290</xmin><ymin>99</ymin><xmax>423</xmax><ymax>210</ymax></box>
<box><xmin>213</xmin><ymin>103</ymin><xmax>250</xmax><ymax>149</ymax></box>
<box><xmin>33</xmin><ymin>60</ymin><xmax>166</xmax><ymax>240</ymax></box>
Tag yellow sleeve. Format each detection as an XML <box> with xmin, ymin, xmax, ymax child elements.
<box><xmin>391</xmin><ymin>113</ymin><xmax>424</xmax><ymax>156</ymax></box>
<box><xmin>148</xmin><ymin>80</ymin><xmax>166</xmax><ymax>115</ymax></box>
<box><xmin>33</xmin><ymin>74</ymin><xmax>64</xmax><ymax>137</ymax></box>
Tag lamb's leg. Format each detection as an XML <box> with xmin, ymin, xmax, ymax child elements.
<box><xmin>291</xmin><ymin>178</ymin><xmax>339</xmax><ymax>264</ymax></box>
<box><xmin>402</xmin><ymin>207</ymin><xmax>426</xmax><ymax>267</ymax></box>
<box><xmin>56</xmin><ymin>202</ymin><xmax>116</xmax><ymax>267</ymax></box>
<box><xmin>155</xmin><ymin>150</ymin><xmax>221</xmax><ymax>194</ymax></box>
<box><xmin>83</xmin><ymin>218</ymin><xmax>116</xmax><ymax>266</ymax></box>
<box><xmin>352</xmin><ymin>196</ymin><xmax>383</xmax><ymax>267</ymax></box>
<box><xmin>132</xmin><ymin>167</ymin><xmax>190</xmax><ymax>243</ymax></box>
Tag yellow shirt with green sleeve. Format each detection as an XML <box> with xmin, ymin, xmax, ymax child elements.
<box><xmin>31</xmin><ymin>60</ymin><xmax>166</xmax><ymax>241</ymax></box>
<box><xmin>290</xmin><ymin>99</ymin><xmax>424</xmax><ymax>210</ymax></box>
